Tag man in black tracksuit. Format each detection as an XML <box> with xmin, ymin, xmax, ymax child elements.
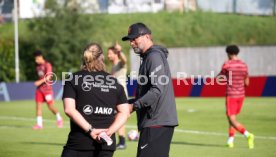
<box><xmin>122</xmin><ymin>23</ymin><xmax>178</xmax><ymax>157</ymax></box>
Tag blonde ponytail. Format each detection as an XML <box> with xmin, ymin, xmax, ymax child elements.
<box><xmin>81</xmin><ymin>43</ymin><xmax>106</xmax><ymax>72</ymax></box>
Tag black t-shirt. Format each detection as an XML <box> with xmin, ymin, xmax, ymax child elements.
<box><xmin>62</xmin><ymin>70</ymin><xmax>127</xmax><ymax>151</ymax></box>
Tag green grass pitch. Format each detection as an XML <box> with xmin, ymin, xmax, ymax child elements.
<box><xmin>0</xmin><ymin>98</ymin><xmax>276</xmax><ymax>157</ymax></box>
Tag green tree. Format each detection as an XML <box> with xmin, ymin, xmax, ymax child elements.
<box><xmin>27</xmin><ymin>0</ymin><xmax>93</xmax><ymax>79</ymax></box>
<box><xmin>0</xmin><ymin>39</ymin><xmax>16</xmax><ymax>82</ymax></box>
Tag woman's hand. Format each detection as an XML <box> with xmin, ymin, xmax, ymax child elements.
<box><xmin>90</xmin><ymin>128</ymin><xmax>108</xmax><ymax>141</ymax></box>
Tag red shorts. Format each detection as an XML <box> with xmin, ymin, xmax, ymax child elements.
<box><xmin>35</xmin><ymin>90</ymin><xmax>54</xmax><ymax>104</ymax></box>
<box><xmin>226</xmin><ymin>97</ymin><xmax>244</xmax><ymax>116</ymax></box>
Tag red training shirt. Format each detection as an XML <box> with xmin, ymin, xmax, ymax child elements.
<box><xmin>219</xmin><ymin>59</ymin><xmax>248</xmax><ymax>98</ymax></box>
<box><xmin>36</xmin><ymin>61</ymin><xmax>53</xmax><ymax>93</ymax></box>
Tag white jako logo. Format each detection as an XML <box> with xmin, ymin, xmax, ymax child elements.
<box><xmin>83</xmin><ymin>105</ymin><xmax>93</xmax><ymax>115</ymax></box>
<box><xmin>82</xmin><ymin>82</ymin><xmax>91</xmax><ymax>91</ymax></box>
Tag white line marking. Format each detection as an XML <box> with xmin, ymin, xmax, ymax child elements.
<box><xmin>1</xmin><ymin>116</ymin><xmax>276</xmax><ymax>140</ymax></box>
<box><xmin>0</xmin><ymin>125</ymin><xmax>70</xmax><ymax>129</ymax></box>
<box><xmin>0</xmin><ymin>116</ymin><xmax>69</xmax><ymax>123</ymax></box>
<box><xmin>174</xmin><ymin>128</ymin><xmax>276</xmax><ymax>140</ymax></box>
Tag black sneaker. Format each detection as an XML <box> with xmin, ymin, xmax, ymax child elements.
<box><xmin>116</xmin><ymin>144</ymin><xmax>126</xmax><ymax>150</ymax></box>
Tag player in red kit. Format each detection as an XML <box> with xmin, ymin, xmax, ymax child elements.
<box><xmin>33</xmin><ymin>50</ymin><xmax>63</xmax><ymax>130</ymax></box>
<box><xmin>217</xmin><ymin>45</ymin><xmax>254</xmax><ymax>149</ymax></box>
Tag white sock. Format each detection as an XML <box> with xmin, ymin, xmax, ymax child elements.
<box><xmin>56</xmin><ymin>113</ymin><xmax>62</xmax><ymax>121</ymax></box>
<box><xmin>37</xmin><ymin>116</ymin><xmax>43</xmax><ymax>126</ymax></box>
<box><xmin>227</xmin><ymin>137</ymin><xmax>234</xmax><ymax>144</ymax></box>
<box><xmin>244</xmin><ymin>131</ymin><xmax>249</xmax><ymax>137</ymax></box>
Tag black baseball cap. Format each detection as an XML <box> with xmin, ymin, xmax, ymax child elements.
<box><xmin>122</xmin><ymin>22</ymin><xmax>151</xmax><ymax>41</ymax></box>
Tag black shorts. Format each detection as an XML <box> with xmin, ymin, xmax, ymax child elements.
<box><xmin>137</xmin><ymin>126</ymin><xmax>175</xmax><ymax>157</ymax></box>
<box><xmin>61</xmin><ymin>148</ymin><xmax>114</xmax><ymax>157</ymax></box>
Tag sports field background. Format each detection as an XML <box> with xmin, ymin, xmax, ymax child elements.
<box><xmin>0</xmin><ymin>97</ymin><xmax>276</xmax><ymax>157</ymax></box>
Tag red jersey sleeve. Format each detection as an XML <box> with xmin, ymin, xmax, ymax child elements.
<box><xmin>219</xmin><ymin>61</ymin><xmax>229</xmax><ymax>76</ymax></box>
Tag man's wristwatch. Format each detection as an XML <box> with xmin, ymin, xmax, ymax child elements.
<box><xmin>86</xmin><ymin>125</ymin><xmax>93</xmax><ymax>134</ymax></box>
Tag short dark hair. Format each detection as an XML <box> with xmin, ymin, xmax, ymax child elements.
<box><xmin>33</xmin><ymin>50</ymin><xmax>43</xmax><ymax>57</ymax></box>
<box><xmin>226</xmin><ymin>45</ymin><xmax>239</xmax><ymax>55</ymax></box>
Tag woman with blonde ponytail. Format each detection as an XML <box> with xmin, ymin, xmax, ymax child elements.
<box><xmin>81</xmin><ymin>43</ymin><xmax>105</xmax><ymax>72</ymax></box>
<box><xmin>62</xmin><ymin>43</ymin><xmax>130</xmax><ymax>157</ymax></box>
